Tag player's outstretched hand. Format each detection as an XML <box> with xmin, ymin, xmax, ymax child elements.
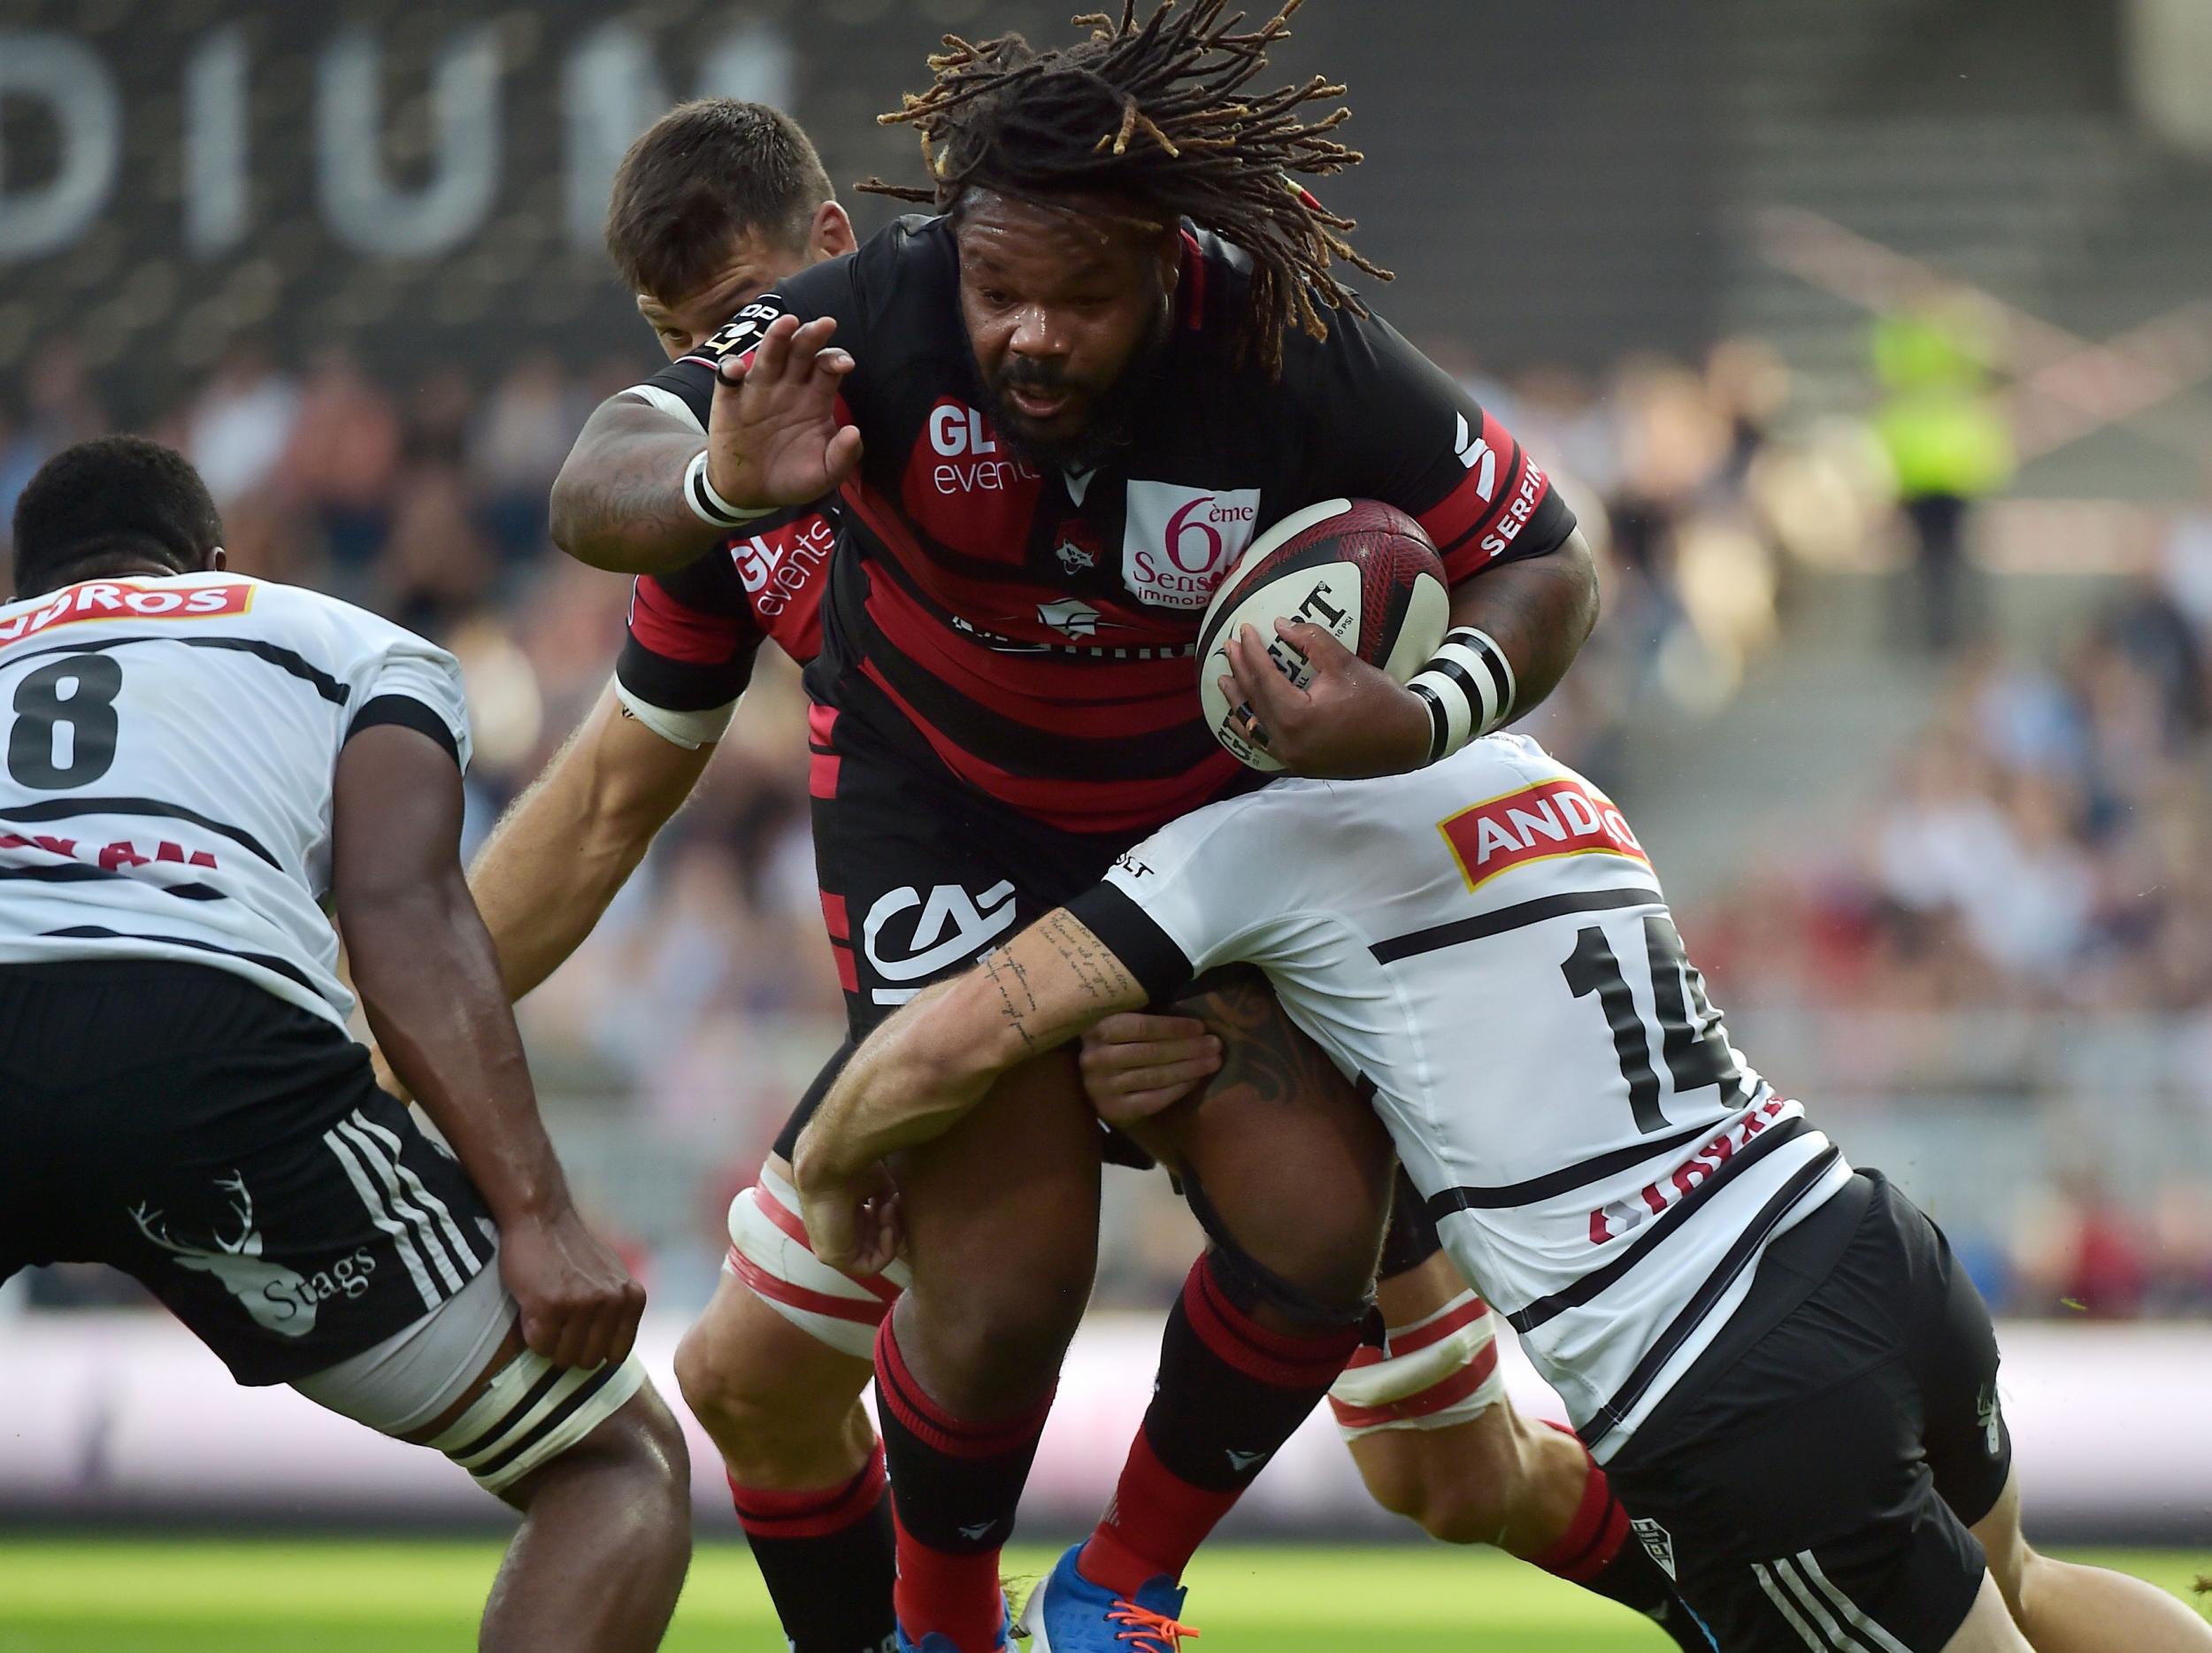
<box><xmin>1079</xmin><ymin>1012</ymin><xmax>1223</xmax><ymax>1127</ymax></box>
<box><xmin>499</xmin><ymin>1204</ymin><xmax>648</xmax><ymax>1371</ymax></box>
<box><xmin>706</xmin><ymin>314</ymin><xmax>864</xmax><ymax>510</ymax></box>
<box><xmin>800</xmin><ymin>1161</ymin><xmax>903</xmax><ymax>1277</ymax></box>
<box><xmin>1222</xmin><ymin>619</ymin><xmax>1433</xmax><ymax>778</ymax></box>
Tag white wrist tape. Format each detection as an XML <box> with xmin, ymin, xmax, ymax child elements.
<box><xmin>1406</xmin><ymin>627</ymin><xmax>1517</xmax><ymax>765</ymax></box>
<box><xmin>683</xmin><ymin>449</ymin><xmax>773</xmax><ymax>529</ymax></box>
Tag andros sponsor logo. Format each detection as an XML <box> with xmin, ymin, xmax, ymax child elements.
<box><xmin>1436</xmin><ymin>777</ymin><xmax>1647</xmax><ymax>894</ymax></box>
<box><xmin>0</xmin><ymin>580</ymin><xmax>253</xmax><ymax>645</ymax></box>
<box><xmin>1122</xmin><ymin>481</ymin><xmax>1263</xmax><ymax>609</ymax></box>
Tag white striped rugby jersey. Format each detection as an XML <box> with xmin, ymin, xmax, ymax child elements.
<box><xmin>1071</xmin><ymin>733</ymin><xmax>1852</xmax><ymax>1457</ymax></box>
<box><xmin>0</xmin><ymin>573</ymin><xmax>470</xmax><ymax>1027</ymax></box>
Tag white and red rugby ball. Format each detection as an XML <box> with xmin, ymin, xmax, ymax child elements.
<box><xmin>1197</xmin><ymin>497</ymin><xmax>1449</xmax><ymax>772</ymax></box>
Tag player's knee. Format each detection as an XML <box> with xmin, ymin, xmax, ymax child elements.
<box><xmin>673</xmin><ymin>1313</ymin><xmax>823</xmax><ymax>1471</ymax></box>
<box><xmin>1353</xmin><ymin>1426</ymin><xmax>1521</xmax><ymax>1546</ymax></box>
<box><xmin>521</xmin><ymin>1384</ymin><xmax>692</xmax><ymax>1532</ymax></box>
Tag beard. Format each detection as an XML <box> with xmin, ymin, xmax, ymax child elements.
<box><xmin>973</xmin><ymin>300</ymin><xmax>1172</xmax><ymax>474</ymax></box>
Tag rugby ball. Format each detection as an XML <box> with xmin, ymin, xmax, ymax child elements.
<box><xmin>1197</xmin><ymin>498</ymin><xmax>1449</xmax><ymax>772</ymax></box>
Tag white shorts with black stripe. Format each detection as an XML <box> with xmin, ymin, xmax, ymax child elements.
<box><xmin>296</xmin><ymin>1253</ymin><xmax>648</xmax><ymax>1495</ymax></box>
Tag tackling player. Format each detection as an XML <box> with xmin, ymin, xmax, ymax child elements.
<box><xmin>794</xmin><ymin>627</ymin><xmax>2212</xmax><ymax>1653</ymax></box>
<box><xmin>0</xmin><ymin>438</ymin><xmax>691</xmax><ymax>1653</ymax></box>
<box><xmin>551</xmin><ymin>7</ymin><xmax>1618</xmax><ymax>1647</ymax></box>
<box><xmin>501</xmin><ymin>95</ymin><xmax>1687</xmax><ymax>1653</ymax></box>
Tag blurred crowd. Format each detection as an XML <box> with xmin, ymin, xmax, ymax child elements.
<box><xmin>4</xmin><ymin>327</ymin><xmax>2208</xmax><ymax>1324</ymax></box>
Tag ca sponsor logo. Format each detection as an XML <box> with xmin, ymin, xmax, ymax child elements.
<box><xmin>131</xmin><ymin>1172</ymin><xmax>373</xmax><ymax>1336</ymax></box>
<box><xmin>1122</xmin><ymin>481</ymin><xmax>1263</xmax><ymax>609</ymax></box>
<box><xmin>863</xmin><ymin>880</ymin><xmax>1018</xmax><ymax>1004</ymax></box>
<box><xmin>1632</xmin><ymin>1518</ymin><xmax>1676</xmax><ymax>1579</ymax></box>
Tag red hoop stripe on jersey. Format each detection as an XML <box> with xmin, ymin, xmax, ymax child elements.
<box><xmin>819</xmin><ymin>890</ymin><xmax>849</xmax><ymax>942</ymax></box>
<box><xmin>727</xmin><ymin>1246</ymin><xmax>890</xmax><ymax>1326</ymax></box>
<box><xmin>1326</xmin><ymin>1339</ymin><xmax>1501</xmax><ymax>1431</ymax></box>
<box><xmin>829</xmin><ymin>942</ymin><xmax>859</xmax><ymax>993</ymax></box>
<box><xmin>1182</xmin><ymin>1255</ymin><xmax>1363</xmax><ymax>1388</ymax></box>
<box><xmin>847</xmin><ymin>474</ymin><xmax>1204</xmax><ymax>664</ymax></box>
<box><xmin>626</xmin><ymin>575</ymin><xmax>744</xmax><ymax>665</ymax></box>
<box><xmin>752</xmin><ymin>1178</ymin><xmax>901</xmax><ymax>1304</ymax></box>
<box><xmin>874</xmin><ymin>1318</ymin><xmax>1056</xmax><ymax>1459</ymax></box>
<box><xmin>728</xmin><ymin>1447</ymin><xmax>887</xmax><ymax>1540</ymax></box>
<box><xmin>857</xmin><ymin>659</ymin><xmax>1244</xmax><ymax>836</ymax></box>
<box><xmin>807</xmin><ymin>703</ymin><xmax>840</xmax><ymax>750</ymax></box>
<box><xmin>1340</xmin><ymin>1293</ymin><xmax>1491</xmax><ymax>1368</ymax></box>
<box><xmin>1419</xmin><ymin>427</ymin><xmax>1529</xmax><ymax>553</ymax></box>
<box><xmin>862</xmin><ymin>578</ymin><xmax>1200</xmax><ymax>734</ymax></box>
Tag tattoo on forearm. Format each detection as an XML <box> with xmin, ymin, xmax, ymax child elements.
<box><xmin>980</xmin><ymin>912</ymin><xmax>1140</xmax><ymax>1056</ymax></box>
<box><xmin>561</xmin><ymin>443</ymin><xmax>701</xmax><ymax>555</ymax></box>
<box><xmin>981</xmin><ymin>946</ymin><xmax>1041</xmax><ymax>1052</ymax></box>
<box><xmin>1041</xmin><ymin>910</ymin><xmax>1140</xmax><ymax>1005</ymax></box>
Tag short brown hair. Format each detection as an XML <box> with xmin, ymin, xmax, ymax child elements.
<box><xmin>605</xmin><ymin>99</ymin><xmax>835</xmax><ymax>303</ymax></box>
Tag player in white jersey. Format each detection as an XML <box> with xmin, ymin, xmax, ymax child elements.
<box><xmin>0</xmin><ymin>438</ymin><xmax>692</xmax><ymax>1653</ymax></box>
<box><xmin>787</xmin><ymin>634</ymin><xmax>2212</xmax><ymax>1653</ymax></box>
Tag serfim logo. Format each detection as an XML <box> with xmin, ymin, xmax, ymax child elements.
<box><xmin>1122</xmin><ymin>481</ymin><xmax>1263</xmax><ymax>609</ymax></box>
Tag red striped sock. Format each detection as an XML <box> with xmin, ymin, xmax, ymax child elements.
<box><xmin>728</xmin><ymin>1446</ymin><xmax>897</xmax><ymax>1653</ymax></box>
<box><xmin>875</xmin><ymin>1318</ymin><xmax>1046</xmax><ymax>1649</ymax></box>
<box><xmin>1080</xmin><ymin>1254</ymin><xmax>1360</xmax><ymax>1596</ymax></box>
<box><xmin>1529</xmin><ymin>1425</ymin><xmax>1631</xmax><ymax>1583</ymax></box>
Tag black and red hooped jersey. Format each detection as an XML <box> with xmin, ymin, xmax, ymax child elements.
<box><xmin>642</xmin><ymin>214</ymin><xmax>1574</xmax><ymax>834</ymax></box>
<box><xmin>614</xmin><ymin>504</ymin><xmax>834</xmax><ymax>736</ymax></box>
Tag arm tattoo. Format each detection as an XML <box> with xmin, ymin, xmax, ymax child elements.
<box><xmin>1040</xmin><ymin>909</ymin><xmax>1141</xmax><ymax>1004</ymax></box>
<box><xmin>551</xmin><ymin>408</ymin><xmax>720</xmax><ymax>566</ymax></box>
<box><xmin>980</xmin><ymin>946</ymin><xmax>1040</xmax><ymax>1052</ymax></box>
<box><xmin>979</xmin><ymin>911</ymin><xmax>1141</xmax><ymax>1057</ymax></box>
<box><xmin>1171</xmin><ymin>964</ymin><xmax>1339</xmax><ymax>1111</ymax></box>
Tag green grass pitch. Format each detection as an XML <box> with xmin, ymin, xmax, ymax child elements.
<box><xmin>0</xmin><ymin>1538</ymin><xmax>2205</xmax><ymax>1651</ymax></box>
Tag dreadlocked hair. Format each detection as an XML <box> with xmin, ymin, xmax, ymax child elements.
<box><xmin>859</xmin><ymin>0</ymin><xmax>1391</xmax><ymax>376</ymax></box>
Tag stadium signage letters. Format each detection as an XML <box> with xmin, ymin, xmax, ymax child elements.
<box><xmin>1123</xmin><ymin>482</ymin><xmax>1263</xmax><ymax>608</ymax></box>
<box><xmin>0</xmin><ymin>580</ymin><xmax>252</xmax><ymax>645</ymax></box>
<box><xmin>1437</xmin><ymin>777</ymin><xmax>1647</xmax><ymax>893</ymax></box>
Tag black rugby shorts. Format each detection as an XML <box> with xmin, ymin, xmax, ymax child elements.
<box><xmin>0</xmin><ymin>960</ymin><xmax>496</xmax><ymax>1386</ymax></box>
<box><xmin>1603</xmin><ymin>1172</ymin><xmax>2012</xmax><ymax>1653</ymax></box>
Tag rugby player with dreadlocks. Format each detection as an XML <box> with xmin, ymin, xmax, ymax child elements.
<box><xmin>549</xmin><ymin>7</ymin><xmax>1669</xmax><ymax>1650</ymax></box>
